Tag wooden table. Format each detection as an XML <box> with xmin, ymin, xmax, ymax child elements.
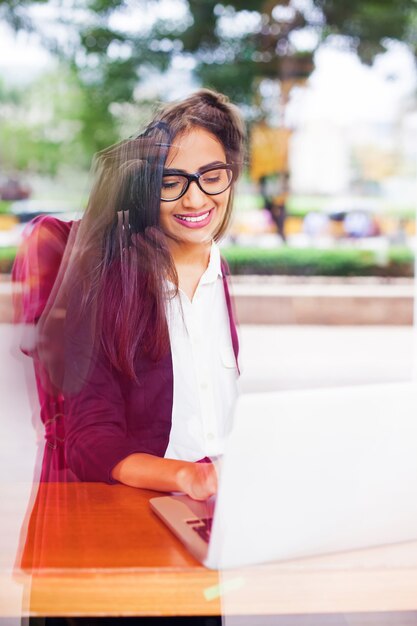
<box><xmin>3</xmin><ymin>482</ymin><xmax>417</xmax><ymax>618</ymax></box>
<box><xmin>9</xmin><ymin>482</ymin><xmax>220</xmax><ymax>618</ymax></box>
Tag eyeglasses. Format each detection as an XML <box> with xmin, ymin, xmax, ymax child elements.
<box><xmin>161</xmin><ymin>164</ymin><xmax>236</xmax><ymax>202</ymax></box>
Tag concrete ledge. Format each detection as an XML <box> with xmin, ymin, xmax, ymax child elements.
<box><xmin>1</xmin><ymin>278</ymin><xmax>415</xmax><ymax>325</ymax></box>
<box><xmin>230</xmin><ymin>280</ymin><xmax>414</xmax><ymax>325</ymax></box>
<box><xmin>233</xmin><ymin>292</ymin><xmax>413</xmax><ymax>325</ymax></box>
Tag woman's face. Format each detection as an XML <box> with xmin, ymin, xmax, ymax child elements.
<box><xmin>159</xmin><ymin>127</ymin><xmax>231</xmax><ymax>248</ymax></box>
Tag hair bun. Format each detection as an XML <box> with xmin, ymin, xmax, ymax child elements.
<box><xmin>195</xmin><ymin>88</ymin><xmax>229</xmax><ymax>108</ymax></box>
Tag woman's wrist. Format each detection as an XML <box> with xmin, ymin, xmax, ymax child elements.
<box><xmin>175</xmin><ymin>462</ymin><xmax>193</xmax><ymax>493</ymax></box>
<box><xmin>112</xmin><ymin>452</ymin><xmax>190</xmax><ymax>491</ymax></box>
<box><xmin>175</xmin><ymin>460</ymin><xmax>217</xmax><ymax>501</ymax></box>
<box><xmin>112</xmin><ymin>453</ymin><xmax>216</xmax><ymax>500</ymax></box>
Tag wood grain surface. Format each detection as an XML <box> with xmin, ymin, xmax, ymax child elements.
<box><xmin>2</xmin><ymin>482</ymin><xmax>417</xmax><ymax>617</ymax></box>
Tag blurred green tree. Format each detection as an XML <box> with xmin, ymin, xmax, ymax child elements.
<box><xmin>1</xmin><ymin>0</ymin><xmax>416</xmax><ymax>164</ymax></box>
<box><xmin>0</xmin><ymin>69</ymin><xmax>88</xmax><ymax>174</ymax></box>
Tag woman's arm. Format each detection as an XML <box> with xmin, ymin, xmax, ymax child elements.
<box><xmin>111</xmin><ymin>453</ymin><xmax>218</xmax><ymax>501</ymax></box>
<box><xmin>64</xmin><ymin>346</ymin><xmax>217</xmax><ymax>500</ymax></box>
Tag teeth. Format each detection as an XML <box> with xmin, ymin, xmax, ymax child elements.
<box><xmin>175</xmin><ymin>211</ymin><xmax>210</xmax><ymax>223</ymax></box>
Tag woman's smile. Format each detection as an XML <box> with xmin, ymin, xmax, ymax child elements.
<box><xmin>173</xmin><ymin>208</ymin><xmax>215</xmax><ymax>228</ymax></box>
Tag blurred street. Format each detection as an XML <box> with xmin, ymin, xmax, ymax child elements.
<box><xmin>238</xmin><ymin>324</ymin><xmax>414</xmax><ymax>393</ymax></box>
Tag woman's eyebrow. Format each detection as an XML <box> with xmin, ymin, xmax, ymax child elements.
<box><xmin>163</xmin><ymin>161</ymin><xmax>226</xmax><ymax>175</ymax></box>
<box><xmin>198</xmin><ymin>160</ymin><xmax>226</xmax><ymax>172</ymax></box>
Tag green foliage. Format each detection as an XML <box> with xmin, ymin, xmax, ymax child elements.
<box><xmin>318</xmin><ymin>0</ymin><xmax>416</xmax><ymax>62</ymax></box>
<box><xmin>284</xmin><ymin>196</ymin><xmax>417</xmax><ymax>219</ymax></box>
<box><xmin>388</xmin><ymin>246</ymin><xmax>414</xmax><ymax>267</ymax></box>
<box><xmin>0</xmin><ymin>201</ymin><xmax>12</xmax><ymax>214</ymax></box>
<box><xmin>199</xmin><ymin>59</ymin><xmax>262</xmax><ymax>105</ymax></box>
<box><xmin>0</xmin><ymin>66</ymin><xmax>96</xmax><ymax>173</ymax></box>
<box><xmin>4</xmin><ymin>0</ymin><xmax>416</xmax><ymax>109</ymax></box>
<box><xmin>0</xmin><ymin>241</ymin><xmax>414</xmax><ymax>276</ymax></box>
<box><xmin>0</xmin><ymin>0</ymin><xmax>48</xmax><ymax>30</ymax></box>
<box><xmin>1</xmin><ymin>124</ymin><xmax>62</xmax><ymax>175</ymax></box>
<box><xmin>0</xmin><ymin>246</ymin><xmax>17</xmax><ymax>273</ymax></box>
<box><xmin>0</xmin><ymin>79</ymin><xmax>22</xmax><ymax>106</ymax></box>
<box><xmin>177</xmin><ymin>0</ymin><xmax>417</xmax><ymax>100</ymax></box>
<box><xmin>1</xmin><ymin>0</ymin><xmax>417</xmax><ymax>170</ymax></box>
<box><xmin>222</xmin><ymin>246</ymin><xmax>414</xmax><ymax>277</ymax></box>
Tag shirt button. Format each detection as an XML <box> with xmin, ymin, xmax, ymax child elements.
<box><xmin>207</xmin><ymin>433</ymin><xmax>215</xmax><ymax>441</ymax></box>
<box><xmin>200</xmin><ymin>381</ymin><xmax>208</xmax><ymax>390</ymax></box>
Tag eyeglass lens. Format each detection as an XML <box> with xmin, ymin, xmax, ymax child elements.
<box><xmin>161</xmin><ymin>167</ymin><xmax>233</xmax><ymax>201</ymax></box>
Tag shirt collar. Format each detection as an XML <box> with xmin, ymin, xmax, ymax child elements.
<box><xmin>199</xmin><ymin>240</ymin><xmax>223</xmax><ymax>285</ymax></box>
<box><xmin>165</xmin><ymin>241</ymin><xmax>222</xmax><ymax>295</ymax></box>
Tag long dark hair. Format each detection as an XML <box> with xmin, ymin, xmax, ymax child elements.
<box><xmin>41</xmin><ymin>90</ymin><xmax>246</xmax><ymax>385</ymax></box>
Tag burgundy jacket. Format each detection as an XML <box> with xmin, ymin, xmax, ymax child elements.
<box><xmin>14</xmin><ymin>215</ymin><xmax>239</xmax><ymax>484</ymax></box>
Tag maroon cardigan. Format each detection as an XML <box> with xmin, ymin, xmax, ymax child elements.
<box><xmin>14</xmin><ymin>215</ymin><xmax>239</xmax><ymax>484</ymax></box>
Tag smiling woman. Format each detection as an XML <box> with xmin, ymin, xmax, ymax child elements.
<box><xmin>159</xmin><ymin>128</ymin><xmax>237</xmax><ymax>300</ymax></box>
<box><xmin>13</xmin><ymin>89</ymin><xmax>246</xmax><ymax>501</ymax></box>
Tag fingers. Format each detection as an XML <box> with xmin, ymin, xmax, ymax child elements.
<box><xmin>206</xmin><ymin>464</ymin><xmax>218</xmax><ymax>494</ymax></box>
<box><xmin>192</xmin><ymin>463</ymin><xmax>218</xmax><ymax>500</ymax></box>
<box><xmin>177</xmin><ymin>461</ymin><xmax>219</xmax><ymax>500</ymax></box>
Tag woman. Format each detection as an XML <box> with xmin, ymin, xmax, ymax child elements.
<box><xmin>14</xmin><ymin>89</ymin><xmax>245</xmax><ymax>501</ymax></box>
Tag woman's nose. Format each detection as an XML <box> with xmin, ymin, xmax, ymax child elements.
<box><xmin>181</xmin><ymin>180</ymin><xmax>209</xmax><ymax>209</ymax></box>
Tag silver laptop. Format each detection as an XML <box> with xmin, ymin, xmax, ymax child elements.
<box><xmin>150</xmin><ymin>382</ymin><xmax>417</xmax><ymax>570</ymax></box>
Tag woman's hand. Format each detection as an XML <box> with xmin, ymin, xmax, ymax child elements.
<box><xmin>112</xmin><ymin>453</ymin><xmax>218</xmax><ymax>500</ymax></box>
<box><xmin>176</xmin><ymin>461</ymin><xmax>218</xmax><ymax>501</ymax></box>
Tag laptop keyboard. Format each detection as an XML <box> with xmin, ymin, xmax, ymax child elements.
<box><xmin>186</xmin><ymin>517</ymin><xmax>213</xmax><ymax>543</ymax></box>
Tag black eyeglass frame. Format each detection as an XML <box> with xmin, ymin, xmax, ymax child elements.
<box><xmin>160</xmin><ymin>163</ymin><xmax>238</xmax><ymax>202</ymax></box>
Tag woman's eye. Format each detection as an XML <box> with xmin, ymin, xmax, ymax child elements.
<box><xmin>202</xmin><ymin>173</ymin><xmax>221</xmax><ymax>184</ymax></box>
<box><xmin>162</xmin><ymin>179</ymin><xmax>180</xmax><ymax>189</ymax></box>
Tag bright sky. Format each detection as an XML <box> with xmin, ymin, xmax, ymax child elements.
<box><xmin>0</xmin><ymin>24</ymin><xmax>55</xmax><ymax>79</ymax></box>
<box><xmin>289</xmin><ymin>42</ymin><xmax>417</xmax><ymax>126</ymax></box>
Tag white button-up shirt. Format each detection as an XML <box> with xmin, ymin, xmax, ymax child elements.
<box><xmin>164</xmin><ymin>242</ymin><xmax>239</xmax><ymax>461</ymax></box>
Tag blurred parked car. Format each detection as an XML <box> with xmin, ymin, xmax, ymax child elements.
<box><xmin>0</xmin><ymin>177</ymin><xmax>31</xmax><ymax>201</ymax></box>
<box><xmin>325</xmin><ymin>197</ymin><xmax>382</xmax><ymax>239</ymax></box>
<box><xmin>343</xmin><ymin>210</ymin><xmax>380</xmax><ymax>238</ymax></box>
<box><xmin>9</xmin><ymin>200</ymin><xmax>80</xmax><ymax>223</ymax></box>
